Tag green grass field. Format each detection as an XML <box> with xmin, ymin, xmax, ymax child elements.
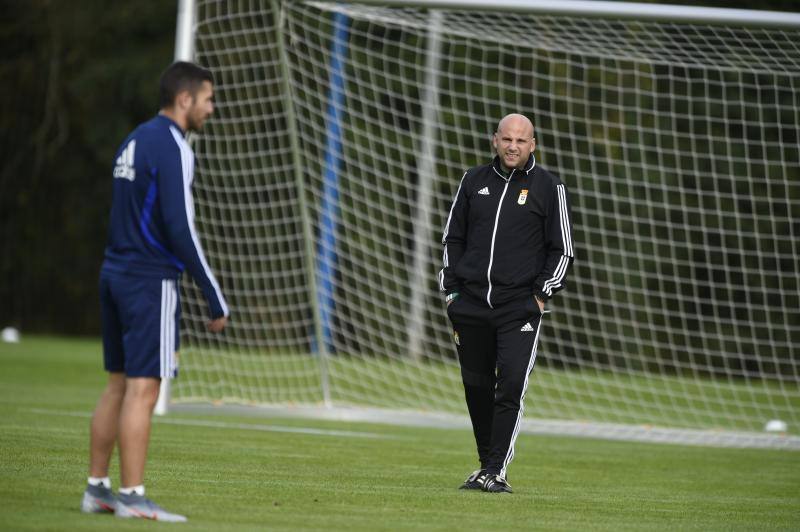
<box><xmin>1</xmin><ymin>337</ymin><xmax>798</xmax><ymax>530</ymax></box>
<box><xmin>178</xmin><ymin>346</ymin><xmax>800</xmax><ymax>434</ymax></box>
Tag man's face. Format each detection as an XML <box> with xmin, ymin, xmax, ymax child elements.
<box><xmin>186</xmin><ymin>81</ymin><xmax>214</xmax><ymax>132</ymax></box>
<box><xmin>493</xmin><ymin>118</ymin><xmax>535</xmax><ymax>170</ymax></box>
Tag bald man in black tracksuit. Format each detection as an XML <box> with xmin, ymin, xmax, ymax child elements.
<box><xmin>440</xmin><ymin>114</ymin><xmax>574</xmax><ymax>493</ymax></box>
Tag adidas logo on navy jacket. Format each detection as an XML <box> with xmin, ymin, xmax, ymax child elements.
<box><xmin>113</xmin><ymin>140</ymin><xmax>136</xmax><ymax>180</ymax></box>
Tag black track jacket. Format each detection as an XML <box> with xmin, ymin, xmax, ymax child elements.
<box><xmin>439</xmin><ymin>154</ymin><xmax>574</xmax><ymax>308</ymax></box>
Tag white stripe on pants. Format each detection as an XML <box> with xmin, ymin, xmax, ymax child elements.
<box><xmin>160</xmin><ymin>279</ymin><xmax>178</xmax><ymax>378</ymax></box>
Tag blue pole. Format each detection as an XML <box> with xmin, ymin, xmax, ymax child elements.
<box><xmin>316</xmin><ymin>11</ymin><xmax>350</xmax><ymax>354</ymax></box>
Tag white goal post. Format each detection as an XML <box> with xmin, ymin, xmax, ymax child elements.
<box><xmin>164</xmin><ymin>0</ymin><xmax>800</xmax><ymax>448</ymax></box>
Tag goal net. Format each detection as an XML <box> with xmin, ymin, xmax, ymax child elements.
<box><xmin>174</xmin><ymin>0</ymin><xmax>800</xmax><ymax>447</ymax></box>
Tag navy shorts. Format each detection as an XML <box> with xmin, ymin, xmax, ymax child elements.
<box><xmin>100</xmin><ymin>273</ymin><xmax>181</xmax><ymax>378</ymax></box>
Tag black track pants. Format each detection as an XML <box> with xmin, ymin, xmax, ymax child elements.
<box><xmin>447</xmin><ymin>292</ymin><xmax>543</xmax><ymax>478</ymax></box>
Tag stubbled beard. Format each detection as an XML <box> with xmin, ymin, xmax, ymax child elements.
<box><xmin>187</xmin><ymin>114</ymin><xmax>204</xmax><ymax>132</ymax></box>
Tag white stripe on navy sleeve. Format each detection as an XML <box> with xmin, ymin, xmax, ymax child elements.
<box><xmin>169</xmin><ymin>126</ymin><xmax>229</xmax><ymax>317</ymax></box>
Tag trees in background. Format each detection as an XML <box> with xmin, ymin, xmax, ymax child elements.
<box><xmin>0</xmin><ymin>1</ymin><xmax>174</xmax><ymax>333</ymax></box>
<box><xmin>0</xmin><ymin>0</ymin><xmax>795</xmax><ymax>335</ymax></box>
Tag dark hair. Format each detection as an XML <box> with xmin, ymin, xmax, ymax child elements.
<box><xmin>158</xmin><ymin>61</ymin><xmax>214</xmax><ymax>109</ymax></box>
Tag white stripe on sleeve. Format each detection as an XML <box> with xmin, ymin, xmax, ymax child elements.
<box><xmin>441</xmin><ymin>171</ymin><xmax>468</xmax><ymax>246</ymax></box>
<box><xmin>170</xmin><ymin>126</ymin><xmax>229</xmax><ymax>317</ymax></box>
<box><xmin>557</xmin><ymin>185</ymin><xmax>574</xmax><ymax>257</ymax></box>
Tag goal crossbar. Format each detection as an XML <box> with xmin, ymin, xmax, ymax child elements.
<box><xmin>348</xmin><ymin>0</ymin><xmax>800</xmax><ymax>28</ymax></box>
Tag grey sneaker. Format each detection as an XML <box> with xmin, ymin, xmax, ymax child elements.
<box><xmin>81</xmin><ymin>484</ymin><xmax>117</xmax><ymax>513</ymax></box>
<box><xmin>115</xmin><ymin>492</ymin><xmax>187</xmax><ymax>522</ymax></box>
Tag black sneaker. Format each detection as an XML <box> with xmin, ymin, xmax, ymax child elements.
<box><xmin>459</xmin><ymin>469</ymin><xmax>487</xmax><ymax>490</ymax></box>
<box><xmin>482</xmin><ymin>474</ymin><xmax>513</xmax><ymax>493</ymax></box>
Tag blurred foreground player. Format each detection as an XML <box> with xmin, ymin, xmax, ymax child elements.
<box><xmin>81</xmin><ymin>61</ymin><xmax>229</xmax><ymax>521</ymax></box>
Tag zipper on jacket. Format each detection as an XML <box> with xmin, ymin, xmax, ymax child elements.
<box><xmin>485</xmin><ymin>169</ymin><xmax>513</xmax><ymax>308</ymax></box>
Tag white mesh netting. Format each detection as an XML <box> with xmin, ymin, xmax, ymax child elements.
<box><xmin>174</xmin><ymin>1</ymin><xmax>800</xmax><ymax>448</ymax></box>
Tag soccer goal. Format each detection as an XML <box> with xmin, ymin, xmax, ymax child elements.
<box><xmin>168</xmin><ymin>0</ymin><xmax>800</xmax><ymax>448</ymax></box>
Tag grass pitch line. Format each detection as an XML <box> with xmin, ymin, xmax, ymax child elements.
<box><xmin>24</xmin><ymin>407</ymin><xmax>399</xmax><ymax>439</ymax></box>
